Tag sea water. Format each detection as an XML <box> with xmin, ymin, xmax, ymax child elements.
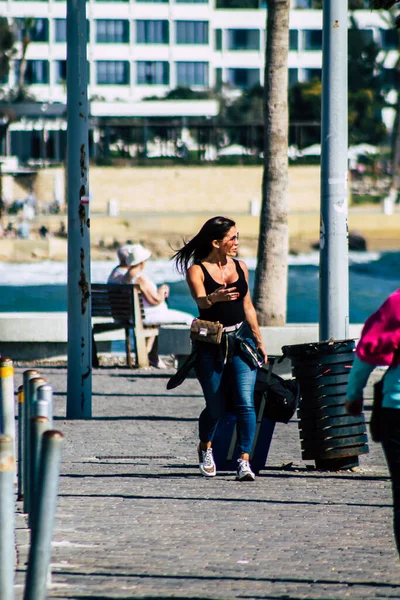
<box><xmin>0</xmin><ymin>250</ymin><xmax>398</xmax><ymax>323</ymax></box>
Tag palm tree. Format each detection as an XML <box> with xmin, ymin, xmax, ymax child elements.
<box><xmin>17</xmin><ymin>17</ymin><xmax>35</xmax><ymax>92</ymax></box>
<box><xmin>252</xmin><ymin>0</ymin><xmax>289</xmax><ymax>326</ymax></box>
<box><xmin>370</xmin><ymin>2</ymin><xmax>400</xmax><ymax>25</ymax></box>
<box><xmin>370</xmin><ymin>3</ymin><xmax>400</xmax><ymax>196</ymax></box>
<box><xmin>0</xmin><ymin>18</ymin><xmax>16</xmax><ymax>86</ymax></box>
<box><xmin>371</xmin><ymin>1</ymin><xmax>399</xmax><ymax>8</ymax></box>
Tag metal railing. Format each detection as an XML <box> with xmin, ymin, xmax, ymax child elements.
<box><xmin>0</xmin><ymin>359</ymin><xmax>64</xmax><ymax>600</ymax></box>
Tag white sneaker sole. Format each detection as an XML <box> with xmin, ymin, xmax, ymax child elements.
<box><xmin>199</xmin><ymin>464</ymin><xmax>216</xmax><ymax>477</ymax></box>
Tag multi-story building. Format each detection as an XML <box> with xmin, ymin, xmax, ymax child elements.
<box><xmin>0</xmin><ymin>0</ymin><xmax>398</xmax><ymax>104</ymax></box>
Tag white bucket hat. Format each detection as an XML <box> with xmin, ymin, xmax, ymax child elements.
<box><xmin>118</xmin><ymin>243</ymin><xmax>151</xmax><ymax>267</ymax></box>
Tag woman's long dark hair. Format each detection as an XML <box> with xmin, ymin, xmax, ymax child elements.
<box><xmin>172</xmin><ymin>216</ymin><xmax>236</xmax><ymax>275</ymax></box>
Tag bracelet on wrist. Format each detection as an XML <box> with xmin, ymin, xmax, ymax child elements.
<box><xmin>206</xmin><ymin>294</ymin><xmax>213</xmax><ymax>306</ymax></box>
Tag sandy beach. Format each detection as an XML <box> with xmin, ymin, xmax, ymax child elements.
<box><xmin>0</xmin><ymin>212</ymin><xmax>398</xmax><ymax>263</ymax></box>
<box><xmin>1</xmin><ymin>165</ymin><xmax>399</xmax><ymax>262</ymax></box>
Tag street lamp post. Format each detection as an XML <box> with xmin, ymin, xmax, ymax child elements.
<box><xmin>66</xmin><ymin>0</ymin><xmax>92</xmax><ymax>418</ymax></box>
<box><xmin>319</xmin><ymin>0</ymin><xmax>349</xmax><ymax>342</ymax></box>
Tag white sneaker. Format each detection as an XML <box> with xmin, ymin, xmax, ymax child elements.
<box><xmin>236</xmin><ymin>458</ymin><xmax>255</xmax><ymax>481</ymax></box>
<box><xmin>198</xmin><ymin>446</ymin><xmax>216</xmax><ymax>477</ymax></box>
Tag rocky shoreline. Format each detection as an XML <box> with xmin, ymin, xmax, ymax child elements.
<box><xmin>0</xmin><ymin>231</ymin><xmax>397</xmax><ymax>264</ymax></box>
<box><xmin>0</xmin><ymin>206</ymin><xmax>399</xmax><ymax>263</ymax></box>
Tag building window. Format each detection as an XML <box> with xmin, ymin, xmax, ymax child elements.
<box><xmin>96</xmin><ymin>61</ymin><xmax>130</xmax><ymax>84</ymax></box>
<box><xmin>54</xmin><ymin>19</ymin><xmax>67</xmax><ymax>43</ymax></box>
<box><xmin>288</xmin><ymin>68</ymin><xmax>298</xmax><ymax>87</ymax></box>
<box><xmin>136</xmin><ymin>61</ymin><xmax>169</xmax><ymax>84</ymax></box>
<box><xmin>305</xmin><ymin>68</ymin><xmax>322</xmax><ymax>81</ymax></box>
<box><xmin>136</xmin><ymin>21</ymin><xmax>169</xmax><ymax>44</ymax></box>
<box><xmin>227</xmin><ymin>29</ymin><xmax>259</xmax><ymax>51</ymax></box>
<box><xmin>55</xmin><ymin>60</ymin><xmax>67</xmax><ymax>83</ymax></box>
<box><xmin>380</xmin><ymin>29</ymin><xmax>399</xmax><ymax>50</ymax></box>
<box><xmin>96</xmin><ymin>20</ymin><xmax>129</xmax><ymax>43</ymax></box>
<box><xmin>227</xmin><ymin>67</ymin><xmax>259</xmax><ymax>88</ymax></box>
<box><xmin>215</xmin><ymin>67</ymin><xmax>223</xmax><ymax>90</ymax></box>
<box><xmin>289</xmin><ymin>30</ymin><xmax>298</xmax><ymax>51</ymax></box>
<box><xmin>55</xmin><ymin>60</ymin><xmax>90</xmax><ymax>83</ymax></box>
<box><xmin>176</xmin><ymin>61</ymin><xmax>208</xmax><ymax>86</ymax></box>
<box><xmin>294</xmin><ymin>0</ymin><xmax>327</xmax><ymax>6</ymax></box>
<box><xmin>54</xmin><ymin>19</ymin><xmax>90</xmax><ymax>42</ymax></box>
<box><xmin>382</xmin><ymin>68</ymin><xmax>396</xmax><ymax>88</ymax></box>
<box><xmin>215</xmin><ymin>29</ymin><xmax>222</xmax><ymax>51</ymax></box>
<box><xmin>175</xmin><ymin>21</ymin><xmax>208</xmax><ymax>45</ymax></box>
<box><xmin>303</xmin><ymin>29</ymin><xmax>322</xmax><ymax>51</ymax></box>
<box><xmin>348</xmin><ymin>28</ymin><xmax>374</xmax><ymax>48</ymax></box>
<box><xmin>17</xmin><ymin>60</ymin><xmax>50</xmax><ymax>84</ymax></box>
<box><xmin>14</xmin><ymin>18</ymin><xmax>49</xmax><ymax>43</ymax></box>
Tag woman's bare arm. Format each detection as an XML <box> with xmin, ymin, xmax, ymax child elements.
<box><xmin>186</xmin><ymin>265</ymin><xmax>211</xmax><ymax>309</ymax></box>
<box><xmin>127</xmin><ymin>273</ymin><xmax>168</xmax><ymax>306</ymax></box>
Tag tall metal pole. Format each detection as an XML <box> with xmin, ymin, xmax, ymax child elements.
<box><xmin>0</xmin><ymin>435</ymin><xmax>15</xmax><ymax>600</ymax></box>
<box><xmin>319</xmin><ymin>0</ymin><xmax>349</xmax><ymax>342</ymax></box>
<box><xmin>66</xmin><ymin>0</ymin><xmax>92</xmax><ymax>418</ymax></box>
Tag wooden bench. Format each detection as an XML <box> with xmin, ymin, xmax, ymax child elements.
<box><xmin>91</xmin><ymin>283</ymin><xmax>159</xmax><ymax>368</ymax></box>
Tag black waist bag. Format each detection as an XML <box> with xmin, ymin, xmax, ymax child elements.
<box><xmin>254</xmin><ymin>364</ymin><xmax>300</xmax><ymax>423</ymax></box>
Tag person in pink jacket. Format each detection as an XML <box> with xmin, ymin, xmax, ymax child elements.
<box><xmin>346</xmin><ymin>289</ymin><xmax>400</xmax><ymax>556</ymax></box>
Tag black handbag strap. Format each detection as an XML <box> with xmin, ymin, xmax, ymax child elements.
<box><xmin>250</xmin><ymin>360</ymin><xmax>274</xmax><ymax>458</ymax></box>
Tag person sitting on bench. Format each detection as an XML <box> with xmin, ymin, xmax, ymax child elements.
<box><xmin>108</xmin><ymin>243</ymin><xmax>193</xmax><ymax>367</ymax></box>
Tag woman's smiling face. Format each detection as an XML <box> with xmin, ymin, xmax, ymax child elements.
<box><xmin>220</xmin><ymin>226</ymin><xmax>239</xmax><ymax>256</ymax></box>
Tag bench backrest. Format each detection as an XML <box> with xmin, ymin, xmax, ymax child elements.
<box><xmin>91</xmin><ymin>283</ymin><xmax>145</xmax><ymax>324</ymax></box>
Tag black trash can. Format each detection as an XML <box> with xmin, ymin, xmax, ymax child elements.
<box><xmin>282</xmin><ymin>339</ymin><xmax>369</xmax><ymax>470</ymax></box>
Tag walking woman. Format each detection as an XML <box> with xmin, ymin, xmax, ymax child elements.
<box><xmin>172</xmin><ymin>216</ymin><xmax>267</xmax><ymax>481</ymax></box>
<box><xmin>346</xmin><ymin>289</ymin><xmax>400</xmax><ymax>556</ymax></box>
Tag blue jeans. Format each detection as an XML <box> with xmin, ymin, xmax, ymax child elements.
<box><xmin>195</xmin><ymin>329</ymin><xmax>257</xmax><ymax>455</ymax></box>
<box><xmin>381</xmin><ymin>408</ymin><xmax>400</xmax><ymax>556</ymax></box>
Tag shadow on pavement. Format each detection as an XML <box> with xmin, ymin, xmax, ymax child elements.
<box><xmin>54</xmin><ymin>415</ymin><xmax>198</xmax><ymax>421</ymax></box>
<box><xmin>41</xmin><ymin>569</ymin><xmax>400</xmax><ymax>590</ymax></box>
<box><xmin>58</xmin><ymin>489</ymin><xmax>393</xmax><ymax>508</ymax></box>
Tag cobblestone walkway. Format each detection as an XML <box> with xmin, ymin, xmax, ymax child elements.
<box><xmin>13</xmin><ymin>364</ymin><xmax>400</xmax><ymax>599</ymax></box>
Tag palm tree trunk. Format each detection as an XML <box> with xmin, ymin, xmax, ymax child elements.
<box><xmin>18</xmin><ymin>19</ymin><xmax>35</xmax><ymax>92</ymax></box>
<box><xmin>18</xmin><ymin>37</ymin><xmax>29</xmax><ymax>90</ymax></box>
<box><xmin>391</xmin><ymin>88</ymin><xmax>400</xmax><ymax>190</ymax></box>
<box><xmin>253</xmin><ymin>0</ymin><xmax>289</xmax><ymax>326</ymax></box>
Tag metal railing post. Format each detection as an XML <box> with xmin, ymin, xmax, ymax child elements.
<box><xmin>36</xmin><ymin>385</ymin><xmax>53</xmax><ymax>426</ymax></box>
<box><xmin>24</xmin><ymin>431</ymin><xmax>64</xmax><ymax>600</ymax></box>
<box><xmin>17</xmin><ymin>385</ymin><xmax>24</xmax><ymax>501</ymax></box>
<box><xmin>0</xmin><ymin>435</ymin><xmax>15</xmax><ymax>600</ymax></box>
<box><xmin>0</xmin><ymin>358</ymin><xmax>16</xmax><ymax>458</ymax></box>
<box><xmin>24</xmin><ymin>375</ymin><xmax>46</xmax><ymax>515</ymax></box>
<box><xmin>29</xmin><ymin>417</ymin><xmax>50</xmax><ymax>530</ymax></box>
<box><xmin>22</xmin><ymin>370</ymin><xmax>39</xmax><ymax>513</ymax></box>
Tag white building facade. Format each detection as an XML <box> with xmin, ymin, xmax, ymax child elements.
<box><xmin>0</xmin><ymin>0</ymin><xmax>397</xmax><ymax>105</ymax></box>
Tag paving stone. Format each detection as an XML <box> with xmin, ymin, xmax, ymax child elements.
<box><xmin>12</xmin><ymin>363</ymin><xmax>400</xmax><ymax>599</ymax></box>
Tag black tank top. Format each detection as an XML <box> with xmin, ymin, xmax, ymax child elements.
<box><xmin>198</xmin><ymin>259</ymin><xmax>248</xmax><ymax>327</ymax></box>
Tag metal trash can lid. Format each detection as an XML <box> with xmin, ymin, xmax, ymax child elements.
<box><xmin>282</xmin><ymin>338</ymin><xmax>355</xmax><ymax>359</ymax></box>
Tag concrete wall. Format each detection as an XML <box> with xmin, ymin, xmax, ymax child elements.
<box><xmin>30</xmin><ymin>165</ymin><xmax>321</xmax><ymax>214</ymax></box>
<box><xmin>0</xmin><ymin>238</ymin><xmax>67</xmax><ymax>261</ymax></box>
<box><xmin>0</xmin><ymin>312</ymin><xmax>362</xmax><ymax>361</ymax></box>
